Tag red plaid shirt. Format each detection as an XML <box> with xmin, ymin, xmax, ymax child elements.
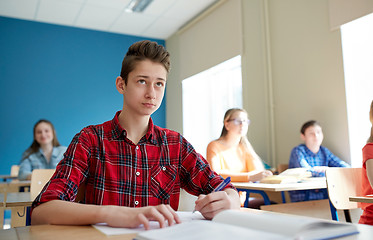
<box><xmin>32</xmin><ymin>111</ymin><xmax>234</xmax><ymax>211</ymax></box>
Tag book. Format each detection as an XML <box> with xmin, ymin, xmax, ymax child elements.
<box><xmin>93</xmin><ymin>211</ymin><xmax>205</xmax><ymax>236</ymax></box>
<box><xmin>135</xmin><ymin>209</ymin><xmax>359</xmax><ymax>240</ymax></box>
<box><xmin>260</xmin><ymin>168</ymin><xmax>313</xmax><ymax>184</ymax></box>
<box><xmin>259</xmin><ymin>175</ymin><xmax>300</xmax><ymax>184</ymax></box>
<box><xmin>279</xmin><ymin>168</ymin><xmax>312</xmax><ymax>178</ymax></box>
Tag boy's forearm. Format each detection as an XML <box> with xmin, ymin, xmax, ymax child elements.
<box><xmin>31</xmin><ymin>200</ymin><xmax>104</xmax><ymax>225</ymax></box>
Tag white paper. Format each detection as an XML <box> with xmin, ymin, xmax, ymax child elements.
<box><xmin>135</xmin><ymin>220</ymin><xmax>289</xmax><ymax>240</ymax></box>
<box><xmin>93</xmin><ymin>211</ymin><xmax>204</xmax><ymax>236</ymax></box>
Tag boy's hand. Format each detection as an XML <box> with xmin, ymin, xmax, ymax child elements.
<box><xmin>194</xmin><ymin>188</ymin><xmax>240</xmax><ymax>220</ymax></box>
<box><xmin>102</xmin><ymin>204</ymin><xmax>181</xmax><ymax>229</ymax></box>
<box><xmin>313</xmin><ymin>166</ymin><xmax>329</xmax><ymax>173</ymax></box>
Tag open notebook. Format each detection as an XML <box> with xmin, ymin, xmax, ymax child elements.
<box><xmin>135</xmin><ymin>210</ymin><xmax>359</xmax><ymax>240</ymax></box>
<box><xmin>92</xmin><ymin>211</ymin><xmax>204</xmax><ymax>235</ymax></box>
<box><xmin>260</xmin><ymin>168</ymin><xmax>313</xmax><ymax>184</ymax></box>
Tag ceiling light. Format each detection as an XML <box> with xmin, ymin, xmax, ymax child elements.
<box><xmin>125</xmin><ymin>0</ymin><xmax>153</xmax><ymax>13</ymax></box>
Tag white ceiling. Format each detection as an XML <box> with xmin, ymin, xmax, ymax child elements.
<box><xmin>0</xmin><ymin>0</ymin><xmax>218</xmax><ymax>39</ymax></box>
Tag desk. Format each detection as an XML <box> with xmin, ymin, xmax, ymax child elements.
<box><xmin>1</xmin><ymin>209</ymin><xmax>372</xmax><ymax>240</ymax></box>
<box><xmin>1</xmin><ymin>192</ymin><xmax>32</xmax><ymax>228</ymax></box>
<box><xmin>349</xmin><ymin>196</ymin><xmax>373</xmax><ymax>203</ymax></box>
<box><xmin>6</xmin><ymin>192</ymin><xmax>32</xmax><ymax>207</ymax></box>
<box><xmin>0</xmin><ymin>181</ymin><xmax>31</xmax><ymax>193</ymax></box>
<box><xmin>0</xmin><ymin>175</ymin><xmax>17</xmax><ymax>182</ymax></box>
<box><xmin>233</xmin><ymin>178</ymin><xmax>327</xmax><ymax>206</ymax></box>
<box><xmin>0</xmin><ymin>224</ymin><xmax>136</xmax><ymax>240</ymax></box>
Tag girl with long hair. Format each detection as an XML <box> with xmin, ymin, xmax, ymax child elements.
<box><xmin>206</xmin><ymin>108</ymin><xmax>272</xmax><ymax>182</ymax></box>
<box><xmin>18</xmin><ymin>119</ymin><xmax>67</xmax><ymax>180</ymax></box>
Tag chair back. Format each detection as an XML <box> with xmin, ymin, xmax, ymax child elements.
<box><xmin>326</xmin><ymin>167</ymin><xmax>362</xmax><ymax>210</ymax></box>
<box><xmin>10</xmin><ymin>165</ymin><xmax>20</xmax><ymax>177</ymax></box>
<box><xmin>30</xmin><ymin>169</ymin><xmax>55</xmax><ymax>200</ymax></box>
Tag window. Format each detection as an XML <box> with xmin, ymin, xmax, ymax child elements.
<box><xmin>182</xmin><ymin>56</ymin><xmax>242</xmax><ymax>157</ymax></box>
<box><xmin>341</xmin><ymin>13</ymin><xmax>373</xmax><ymax>166</ymax></box>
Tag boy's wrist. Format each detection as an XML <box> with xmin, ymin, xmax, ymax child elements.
<box><xmin>96</xmin><ymin>205</ymin><xmax>110</xmax><ymax>223</ymax></box>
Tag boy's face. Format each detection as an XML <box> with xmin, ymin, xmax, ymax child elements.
<box><xmin>118</xmin><ymin>59</ymin><xmax>167</xmax><ymax>117</ymax></box>
<box><xmin>301</xmin><ymin>125</ymin><xmax>324</xmax><ymax>148</ymax></box>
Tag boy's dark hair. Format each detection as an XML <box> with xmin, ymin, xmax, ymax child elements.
<box><xmin>300</xmin><ymin>120</ymin><xmax>321</xmax><ymax>135</ymax></box>
<box><xmin>120</xmin><ymin>40</ymin><xmax>170</xmax><ymax>84</ymax></box>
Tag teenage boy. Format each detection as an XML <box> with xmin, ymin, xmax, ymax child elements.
<box><xmin>31</xmin><ymin>40</ymin><xmax>240</xmax><ymax>229</ymax></box>
<box><xmin>288</xmin><ymin>120</ymin><xmax>350</xmax><ymax>202</ymax></box>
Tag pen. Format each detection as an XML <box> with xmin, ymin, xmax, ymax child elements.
<box><xmin>213</xmin><ymin>176</ymin><xmax>231</xmax><ymax>192</ymax></box>
<box><xmin>193</xmin><ymin>177</ymin><xmax>231</xmax><ymax>213</ymax></box>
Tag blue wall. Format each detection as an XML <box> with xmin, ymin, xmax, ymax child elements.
<box><xmin>0</xmin><ymin>16</ymin><xmax>166</xmax><ymax>175</ymax></box>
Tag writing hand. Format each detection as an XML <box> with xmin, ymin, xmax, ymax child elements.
<box><xmin>194</xmin><ymin>189</ymin><xmax>239</xmax><ymax>220</ymax></box>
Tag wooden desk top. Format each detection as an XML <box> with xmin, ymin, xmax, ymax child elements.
<box><xmin>0</xmin><ymin>175</ymin><xmax>17</xmax><ymax>182</ymax></box>
<box><xmin>0</xmin><ymin>180</ymin><xmax>31</xmax><ymax>189</ymax></box>
<box><xmin>5</xmin><ymin>192</ymin><xmax>32</xmax><ymax>207</ymax></box>
<box><xmin>349</xmin><ymin>196</ymin><xmax>373</xmax><ymax>203</ymax></box>
<box><xmin>0</xmin><ymin>180</ymin><xmax>31</xmax><ymax>194</ymax></box>
<box><xmin>1</xmin><ymin>225</ymin><xmax>136</xmax><ymax>240</ymax></box>
<box><xmin>1</xmin><ymin>209</ymin><xmax>373</xmax><ymax>240</ymax></box>
<box><xmin>233</xmin><ymin>178</ymin><xmax>326</xmax><ymax>192</ymax></box>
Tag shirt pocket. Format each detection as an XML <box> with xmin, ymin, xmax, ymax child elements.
<box><xmin>150</xmin><ymin>164</ymin><xmax>178</xmax><ymax>202</ymax></box>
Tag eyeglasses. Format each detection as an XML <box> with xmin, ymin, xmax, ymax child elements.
<box><xmin>228</xmin><ymin>119</ymin><xmax>251</xmax><ymax>126</ymax></box>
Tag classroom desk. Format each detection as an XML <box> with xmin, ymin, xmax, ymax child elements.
<box><xmin>1</xmin><ymin>209</ymin><xmax>373</xmax><ymax>240</ymax></box>
<box><xmin>2</xmin><ymin>192</ymin><xmax>32</xmax><ymax>228</ymax></box>
<box><xmin>233</xmin><ymin>177</ymin><xmax>327</xmax><ymax>206</ymax></box>
<box><xmin>0</xmin><ymin>175</ymin><xmax>17</xmax><ymax>182</ymax></box>
<box><xmin>6</xmin><ymin>192</ymin><xmax>32</xmax><ymax>207</ymax></box>
<box><xmin>0</xmin><ymin>180</ymin><xmax>31</xmax><ymax>193</ymax></box>
<box><xmin>0</xmin><ymin>225</ymin><xmax>135</xmax><ymax>240</ymax></box>
<box><xmin>349</xmin><ymin>196</ymin><xmax>373</xmax><ymax>204</ymax></box>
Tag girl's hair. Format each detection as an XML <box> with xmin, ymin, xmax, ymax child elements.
<box><xmin>368</xmin><ymin>100</ymin><xmax>373</xmax><ymax>143</ymax></box>
<box><xmin>22</xmin><ymin>119</ymin><xmax>61</xmax><ymax>160</ymax></box>
<box><xmin>219</xmin><ymin>108</ymin><xmax>257</xmax><ymax>156</ymax></box>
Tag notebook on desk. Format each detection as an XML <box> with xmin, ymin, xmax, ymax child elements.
<box><xmin>135</xmin><ymin>210</ymin><xmax>359</xmax><ymax>240</ymax></box>
<box><xmin>260</xmin><ymin>168</ymin><xmax>313</xmax><ymax>184</ymax></box>
<box><xmin>92</xmin><ymin>211</ymin><xmax>204</xmax><ymax>236</ymax></box>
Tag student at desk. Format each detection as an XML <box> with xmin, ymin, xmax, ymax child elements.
<box><xmin>18</xmin><ymin>119</ymin><xmax>67</xmax><ymax>180</ymax></box>
<box><xmin>206</xmin><ymin>108</ymin><xmax>272</xmax><ymax>208</ymax></box>
<box><xmin>288</xmin><ymin>120</ymin><xmax>350</xmax><ymax>202</ymax></box>
<box><xmin>31</xmin><ymin>40</ymin><xmax>240</xmax><ymax>229</ymax></box>
<box><xmin>359</xmin><ymin>100</ymin><xmax>373</xmax><ymax>225</ymax></box>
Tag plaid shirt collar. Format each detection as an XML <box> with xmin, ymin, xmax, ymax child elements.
<box><xmin>110</xmin><ymin>111</ymin><xmax>157</xmax><ymax>145</ymax></box>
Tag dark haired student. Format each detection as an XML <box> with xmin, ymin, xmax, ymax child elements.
<box><xmin>288</xmin><ymin>120</ymin><xmax>350</xmax><ymax>202</ymax></box>
<box><xmin>18</xmin><ymin>119</ymin><xmax>67</xmax><ymax>180</ymax></box>
<box><xmin>31</xmin><ymin>40</ymin><xmax>240</xmax><ymax>229</ymax></box>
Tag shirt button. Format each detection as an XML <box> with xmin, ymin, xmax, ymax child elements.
<box><xmin>135</xmin><ymin>201</ymin><xmax>139</xmax><ymax>205</ymax></box>
<box><xmin>162</xmin><ymin>166</ymin><xmax>166</xmax><ymax>171</ymax></box>
<box><xmin>136</xmin><ymin>146</ymin><xmax>139</xmax><ymax>150</ymax></box>
<box><xmin>136</xmin><ymin>171</ymin><xmax>140</xmax><ymax>176</ymax></box>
